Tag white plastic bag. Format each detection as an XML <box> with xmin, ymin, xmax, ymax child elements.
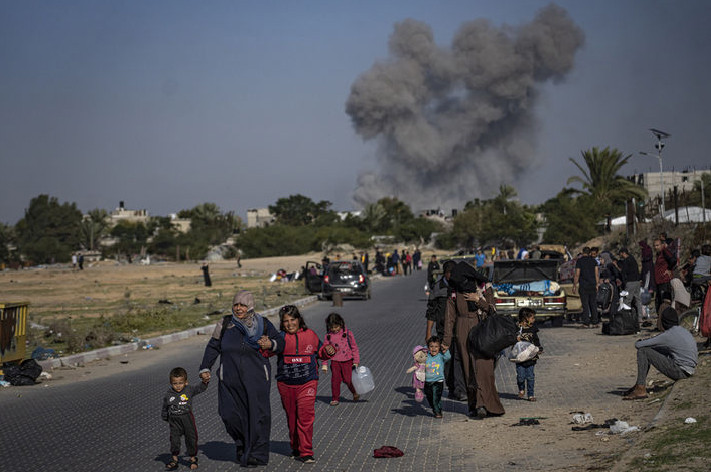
<box><xmin>351</xmin><ymin>365</ymin><xmax>375</xmax><ymax>395</ymax></box>
<box><xmin>508</xmin><ymin>341</ymin><xmax>539</xmax><ymax>363</ymax></box>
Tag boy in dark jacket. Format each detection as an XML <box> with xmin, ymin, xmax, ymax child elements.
<box><xmin>515</xmin><ymin>308</ymin><xmax>543</xmax><ymax>402</ymax></box>
<box><xmin>162</xmin><ymin>367</ymin><xmax>208</xmax><ymax>470</ymax></box>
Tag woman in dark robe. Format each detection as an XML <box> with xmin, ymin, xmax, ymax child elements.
<box><xmin>199</xmin><ymin>290</ymin><xmax>284</xmax><ymax>467</ymax></box>
<box><xmin>442</xmin><ymin>262</ymin><xmax>505</xmax><ymax>418</ymax></box>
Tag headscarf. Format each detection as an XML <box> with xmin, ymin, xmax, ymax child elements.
<box><xmin>231</xmin><ymin>290</ymin><xmax>263</xmax><ymax>348</ymax></box>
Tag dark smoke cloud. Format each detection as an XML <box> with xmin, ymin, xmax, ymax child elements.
<box><xmin>346</xmin><ymin>3</ymin><xmax>584</xmax><ymax>210</ymax></box>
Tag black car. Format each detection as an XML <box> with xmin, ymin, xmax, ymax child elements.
<box><xmin>321</xmin><ymin>260</ymin><xmax>370</xmax><ymax>300</ymax></box>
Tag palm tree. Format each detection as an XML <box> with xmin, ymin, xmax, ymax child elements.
<box><xmin>79</xmin><ymin>209</ymin><xmax>109</xmax><ymax>250</ymax></box>
<box><xmin>567</xmin><ymin>146</ymin><xmax>647</xmax><ymax>203</ymax></box>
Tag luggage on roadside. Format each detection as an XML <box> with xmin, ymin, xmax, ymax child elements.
<box><xmin>601</xmin><ymin>308</ymin><xmax>638</xmax><ymax>335</ymax></box>
<box><xmin>468</xmin><ymin>314</ymin><xmax>518</xmax><ymax>359</ymax></box>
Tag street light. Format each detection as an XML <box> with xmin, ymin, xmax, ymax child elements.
<box><xmin>639</xmin><ymin>128</ymin><xmax>670</xmax><ymax>217</ymax></box>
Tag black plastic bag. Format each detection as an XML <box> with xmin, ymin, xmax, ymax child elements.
<box><xmin>449</xmin><ymin>261</ymin><xmax>488</xmax><ymax>293</ymax></box>
<box><xmin>4</xmin><ymin>359</ymin><xmax>43</xmax><ymax>386</ymax></box>
<box><xmin>607</xmin><ymin>309</ymin><xmax>638</xmax><ymax>335</ymax></box>
<box><xmin>468</xmin><ymin>314</ymin><xmax>518</xmax><ymax>359</ymax></box>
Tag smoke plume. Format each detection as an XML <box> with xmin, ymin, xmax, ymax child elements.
<box><xmin>345</xmin><ymin>3</ymin><xmax>584</xmax><ymax>210</ymax></box>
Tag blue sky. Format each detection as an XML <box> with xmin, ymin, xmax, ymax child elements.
<box><xmin>1</xmin><ymin>1</ymin><xmax>709</xmax><ymax>224</ymax></box>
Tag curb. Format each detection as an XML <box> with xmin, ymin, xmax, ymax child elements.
<box><xmin>37</xmin><ymin>295</ymin><xmax>318</xmax><ymax>371</ymax></box>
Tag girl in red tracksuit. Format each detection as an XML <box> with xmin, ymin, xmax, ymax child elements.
<box><xmin>322</xmin><ymin>312</ymin><xmax>360</xmax><ymax>406</ymax></box>
<box><xmin>265</xmin><ymin>305</ymin><xmax>334</xmax><ymax>464</ymax></box>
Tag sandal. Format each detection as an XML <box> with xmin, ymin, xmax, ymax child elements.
<box><xmin>165</xmin><ymin>459</ymin><xmax>179</xmax><ymax>471</ymax></box>
<box><xmin>189</xmin><ymin>457</ymin><xmax>198</xmax><ymax>470</ymax></box>
<box><xmin>518</xmin><ymin>391</ymin><xmax>525</xmax><ymax>399</ymax></box>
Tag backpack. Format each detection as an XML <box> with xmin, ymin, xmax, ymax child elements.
<box><xmin>597</xmin><ymin>282</ymin><xmax>614</xmax><ymax>311</ymax></box>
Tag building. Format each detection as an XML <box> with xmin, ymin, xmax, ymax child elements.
<box><xmin>109</xmin><ymin>201</ymin><xmax>150</xmax><ymax>226</ymax></box>
<box><xmin>633</xmin><ymin>169</ymin><xmax>710</xmax><ymax>200</ymax></box>
<box><xmin>247</xmin><ymin>208</ymin><xmax>274</xmax><ymax>228</ymax></box>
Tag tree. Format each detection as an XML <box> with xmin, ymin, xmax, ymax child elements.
<box><xmin>0</xmin><ymin>222</ymin><xmax>14</xmax><ymax>264</ymax></box>
<box><xmin>450</xmin><ymin>186</ymin><xmax>537</xmax><ymax>248</ymax></box>
<box><xmin>78</xmin><ymin>209</ymin><xmax>109</xmax><ymax>251</ymax></box>
<box><xmin>541</xmin><ymin>191</ymin><xmax>599</xmax><ymax>245</ymax></box>
<box><xmin>110</xmin><ymin>220</ymin><xmax>150</xmax><ymax>257</ymax></box>
<box><xmin>567</xmin><ymin>147</ymin><xmax>648</xmax><ymax>206</ymax></box>
<box><xmin>269</xmin><ymin>194</ymin><xmax>336</xmax><ymax>226</ymax></box>
<box><xmin>177</xmin><ymin>203</ymin><xmax>241</xmax><ymax>259</ymax></box>
<box><xmin>15</xmin><ymin>194</ymin><xmax>83</xmax><ymax>263</ymax></box>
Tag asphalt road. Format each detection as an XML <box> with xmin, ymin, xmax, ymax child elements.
<box><xmin>0</xmin><ymin>271</ymin><xmax>640</xmax><ymax>472</ymax></box>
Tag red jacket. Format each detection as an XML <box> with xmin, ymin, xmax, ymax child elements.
<box><xmin>654</xmin><ymin>248</ymin><xmax>676</xmax><ymax>285</ymax></box>
<box><xmin>266</xmin><ymin>328</ymin><xmax>332</xmax><ymax>385</ymax></box>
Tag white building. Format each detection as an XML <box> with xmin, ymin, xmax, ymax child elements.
<box><xmin>247</xmin><ymin>208</ymin><xmax>274</xmax><ymax>228</ymax></box>
<box><xmin>109</xmin><ymin>201</ymin><xmax>149</xmax><ymax>226</ymax></box>
<box><xmin>633</xmin><ymin>169</ymin><xmax>710</xmax><ymax>199</ymax></box>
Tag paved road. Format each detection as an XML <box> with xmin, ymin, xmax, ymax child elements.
<box><xmin>0</xmin><ymin>272</ymin><xmax>641</xmax><ymax>471</ymax></box>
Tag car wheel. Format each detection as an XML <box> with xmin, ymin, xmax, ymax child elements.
<box><xmin>551</xmin><ymin>316</ymin><xmax>564</xmax><ymax>327</ymax></box>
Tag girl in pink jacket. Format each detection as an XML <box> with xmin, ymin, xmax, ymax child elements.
<box><xmin>322</xmin><ymin>312</ymin><xmax>360</xmax><ymax>405</ymax></box>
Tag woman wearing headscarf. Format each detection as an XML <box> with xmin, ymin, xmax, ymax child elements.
<box><xmin>199</xmin><ymin>290</ymin><xmax>284</xmax><ymax>467</ymax></box>
<box><xmin>442</xmin><ymin>262</ymin><xmax>505</xmax><ymax>418</ymax></box>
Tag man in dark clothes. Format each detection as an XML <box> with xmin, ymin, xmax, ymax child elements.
<box><xmin>573</xmin><ymin>247</ymin><xmax>600</xmax><ymax>327</ymax></box>
<box><xmin>425</xmin><ymin>261</ymin><xmax>466</xmax><ymax>400</ymax></box>
<box><xmin>413</xmin><ymin>249</ymin><xmax>421</xmax><ymax>271</ymax></box>
<box><xmin>427</xmin><ymin>255</ymin><xmax>440</xmax><ymax>290</ymax></box>
<box><xmin>199</xmin><ymin>291</ymin><xmax>285</xmax><ymax>467</ymax></box>
<box><xmin>619</xmin><ymin>247</ymin><xmax>642</xmax><ymax>320</ymax></box>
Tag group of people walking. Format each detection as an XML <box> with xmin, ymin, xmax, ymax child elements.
<box><xmin>163</xmin><ymin>291</ymin><xmax>361</xmax><ymax>468</ymax></box>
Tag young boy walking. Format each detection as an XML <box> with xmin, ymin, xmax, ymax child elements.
<box><xmin>424</xmin><ymin>336</ymin><xmax>451</xmax><ymax>418</ymax></box>
<box><xmin>162</xmin><ymin>367</ymin><xmax>208</xmax><ymax>470</ymax></box>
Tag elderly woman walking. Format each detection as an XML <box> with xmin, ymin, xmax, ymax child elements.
<box><xmin>199</xmin><ymin>290</ymin><xmax>284</xmax><ymax>467</ymax></box>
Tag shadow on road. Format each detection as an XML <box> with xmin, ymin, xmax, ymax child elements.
<box><xmin>200</xmin><ymin>441</ymin><xmax>236</xmax><ymax>463</ymax></box>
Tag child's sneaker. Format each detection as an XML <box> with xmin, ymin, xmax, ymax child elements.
<box><xmin>329</xmin><ymin>400</ymin><xmax>339</xmax><ymax>406</ymax></box>
<box><xmin>297</xmin><ymin>455</ymin><xmax>316</xmax><ymax>463</ymax></box>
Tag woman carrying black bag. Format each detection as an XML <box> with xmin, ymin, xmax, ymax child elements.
<box><xmin>442</xmin><ymin>262</ymin><xmax>505</xmax><ymax>418</ymax></box>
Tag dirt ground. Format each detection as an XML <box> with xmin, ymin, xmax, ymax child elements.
<box><xmin>0</xmin><ymin>254</ymin><xmax>326</xmax><ymax>321</ymax></box>
<box><xmin>441</xmin><ymin>332</ymin><xmax>710</xmax><ymax>471</ymax></box>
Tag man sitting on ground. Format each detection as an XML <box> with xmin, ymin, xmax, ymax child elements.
<box><xmin>623</xmin><ymin>307</ymin><xmax>698</xmax><ymax>400</ymax></box>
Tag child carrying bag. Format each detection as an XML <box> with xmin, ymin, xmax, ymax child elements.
<box><xmin>508</xmin><ymin>341</ymin><xmax>539</xmax><ymax>363</ymax></box>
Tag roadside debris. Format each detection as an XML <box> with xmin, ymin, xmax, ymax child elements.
<box><xmin>609</xmin><ymin>420</ymin><xmax>640</xmax><ymax>435</ymax></box>
<box><xmin>511</xmin><ymin>418</ymin><xmax>541</xmax><ymax>426</ymax></box>
<box><xmin>684</xmin><ymin>417</ymin><xmax>697</xmax><ymax>424</ymax></box>
<box><xmin>31</xmin><ymin>346</ymin><xmax>57</xmax><ymax>360</ymax></box>
<box><xmin>572</xmin><ymin>413</ymin><xmax>594</xmax><ymax>424</ymax></box>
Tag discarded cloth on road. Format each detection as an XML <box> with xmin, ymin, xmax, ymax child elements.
<box><xmin>373</xmin><ymin>446</ymin><xmax>404</xmax><ymax>458</ymax></box>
